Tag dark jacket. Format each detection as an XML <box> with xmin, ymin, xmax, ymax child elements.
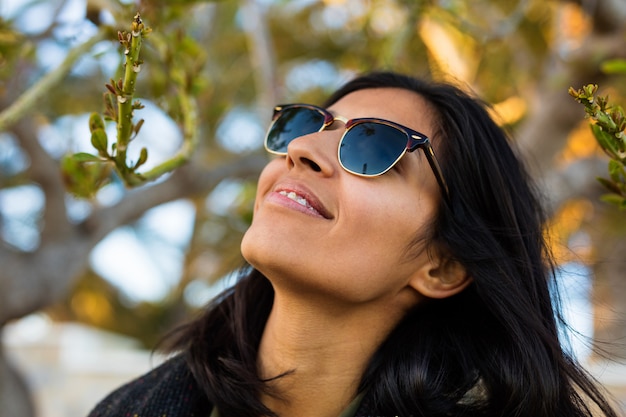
<box><xmin>87</xmin><ymin>354</ymin><xmax>378</xmax><ymax>417</ymax></box>
<box><xmin>87</xmin><ymin>355</ymin><xmax>212</xmax><ymax>417</ymax></box>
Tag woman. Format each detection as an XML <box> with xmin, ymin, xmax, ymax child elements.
<box><xmin>88</xmin><ymin>72</ymin><xmax>620</xmax><ymax>417</ymax></box>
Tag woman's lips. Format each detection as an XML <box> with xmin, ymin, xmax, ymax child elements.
<box><xmin>269</xmin><ymin>185</ymin><xmax>333</xmax><ymax>219</ymax></box>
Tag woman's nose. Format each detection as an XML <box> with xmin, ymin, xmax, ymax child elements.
<box><xmin>285</xmin><ymin>129</ymin><xmax>341</xmax><ymax>176</ymax></box>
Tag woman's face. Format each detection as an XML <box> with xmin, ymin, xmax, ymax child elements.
<box><xmin>241</xmin><ymin>87</ymin><xmax>442</xmax><ymax>307</ymax></box>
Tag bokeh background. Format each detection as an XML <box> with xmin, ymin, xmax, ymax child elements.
<box><xmin>1</xmin><ymin>0</ymin><xmax>625</xmax><ymax>416</ymax></box>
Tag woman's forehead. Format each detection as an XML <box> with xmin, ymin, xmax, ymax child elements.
<box><xmin>328</xmin><ymin>88</ymin><xmax>435</xmax><ymax>136</ymax></box>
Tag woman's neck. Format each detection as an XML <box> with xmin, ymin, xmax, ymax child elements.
<box><xmin>256</xmin><ymin>291</ymin><xmax>405</xmax><ymax>417</ymax></box>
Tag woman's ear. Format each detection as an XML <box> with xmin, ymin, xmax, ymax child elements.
<box><xmin>409</xmin><ymin>257</ymin><xmax>472</xmax><ymax>299</ymax></box>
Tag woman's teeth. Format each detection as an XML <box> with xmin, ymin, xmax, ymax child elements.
<box><xmin>279</xmin><ymin>191</ymin><xmax>315</xmax><ymax>211</ymax></box>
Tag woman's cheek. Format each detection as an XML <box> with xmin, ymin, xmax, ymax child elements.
<box><xmin>253</xmin><ymin>159</ymin><xmax>284</xmax><ymax>212</ymax></box>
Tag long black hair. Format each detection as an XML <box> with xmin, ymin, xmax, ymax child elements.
<box><xmin>166</xmin><ymin>72</ymin><xmax>619</xmax><ymax>417</ymax></box>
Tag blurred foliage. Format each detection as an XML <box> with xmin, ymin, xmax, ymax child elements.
<box><xmin>2</xmin><ymin>0</ymin><xmax>626</xmax><ymax>348</ymax></box>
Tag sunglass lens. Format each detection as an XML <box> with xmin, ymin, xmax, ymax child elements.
<box><xmin>266</xmin><ymin>107</ymin><xmax>326</xmax><ymax>153</ymax></box>
<box><xmin>339</xmin><ymin>123</ymin><xmax>407</xmax><ymax>175</ymax></box>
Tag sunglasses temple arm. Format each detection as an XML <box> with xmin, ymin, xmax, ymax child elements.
<box><xmin>422</xmin><ymin>144</ymin><xmax>451</xmax><ymax>204</ymax></box>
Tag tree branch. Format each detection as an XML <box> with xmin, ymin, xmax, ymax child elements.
<box><xmin>0</xmin><ymin>153</ymin><xmax>267</xmax><ymax>324</ymax></box>
<box><xmin>83</xmin><ymin>154</ymin><xmax>267</xmax><ymax>245</ymax></box>
<box><xmin>10</xmin><ymin>118</ymin><xmax>72</xmax><ymax>243</ymax></box>
<box><xmin>0</xmin><ymin>27</ymin><xmax>111</xmax><ymax>132</ymax></box>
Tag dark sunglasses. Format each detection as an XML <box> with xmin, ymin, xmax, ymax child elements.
<box><xmin>264</xmin><ymin>103</ymin><xmax>450</xmax><ymax>202</ymax></box>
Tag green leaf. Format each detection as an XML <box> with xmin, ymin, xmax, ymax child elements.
<box><xmin>607</xmin><ymin>159</ymin><xmax>626</xmax><ymax>185</ymax></box>
<box><xmin>600</xmin><ymin>193</ymin><xmax>626</xmax><ymax>208</ymax></box>
<box><xmin>601</xmin><ymin>59</ymin><xmax>626</xmax><ymax>75</ymax></box>
<box><xmin>72</xmin><ymin>152</ymin><xmax>103</xmax><ymax>162</ymax></box>
<box><xmin>60</xmin><ymin>154</ymin><xmax>112</xmax><ymax>198</ymax></box>
<box><xmin>597</xmin><ymin>177</ymin><xmax>619</xmax><ymax>193</ymax></box>
<box><xmin>591</xmin><ymin>124</ymin><xmax>621</xmax><ymax>159</ymax></box>
<box><xmin>134</xmin><ymin>147</ymin><xmax>148</xmax><ymax>169</ymax></box>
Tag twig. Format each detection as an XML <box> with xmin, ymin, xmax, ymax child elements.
<box><xmin>139</xmin><ymin>87</ymin><xmax>199</xmax><ymax>181</ymax></box>
<box><xmin>115</xmin><ymin>13</ymin><xmax>148</xmax><ymax>173</ymax></box>
<box><xmin>569</xmin><ymin>83</ymin><xmax>626</xmax><ymax>207</ymax></box>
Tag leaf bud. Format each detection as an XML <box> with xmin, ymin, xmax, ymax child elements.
<box><xmin>89</xmin><ymin>112</ymin><xmax>106</xmax><ymax>133</ymax></box>
<box><xmin>135</xmin><ymin>147</ymin><xmax>148</xmax><ymax>169</ymax></box>
<box><xmin>91</xmin><ymin>129</ymin><xmax>109</xmax><ymax>156</ymax></box>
